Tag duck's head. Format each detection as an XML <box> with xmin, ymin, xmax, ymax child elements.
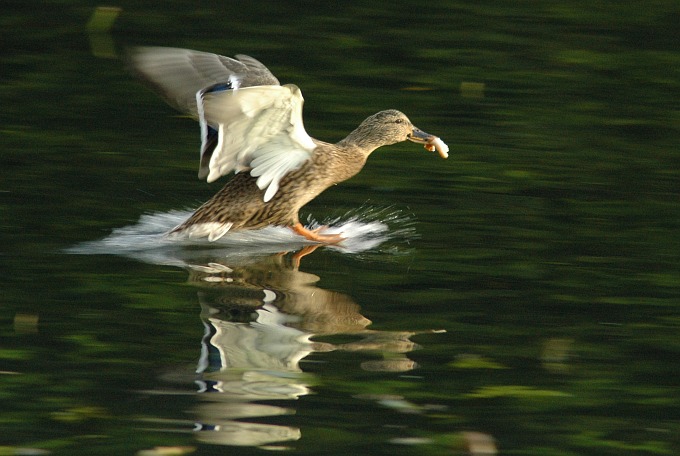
<box><xmin>351</xmin><ymin>109</ymin><xmax>449</xmax><ymax>158</ymax></box>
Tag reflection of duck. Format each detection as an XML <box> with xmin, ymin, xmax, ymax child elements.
<box><xmin>188</xmin><ymin>252</ymin><xmax>427</xmax><ymax>447</ymax></box>
<box><xmin>188</xmin><ymin>252</ymin><xmax>372</xmax><ymax>334</ymax></box>
<box><xmin>130</xmin><ymin>47</ymin><xmax>448</xmax><ymax>243</ymax></box>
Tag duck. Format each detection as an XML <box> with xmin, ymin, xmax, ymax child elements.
<box><xmin>129</xmin><ymin>47</ymin><xmax>449</xmax><ymax>243</ymax></box>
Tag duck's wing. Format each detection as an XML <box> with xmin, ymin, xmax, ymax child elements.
<box><xmin>197</xmin><ymin>83</ymin><xmax>316</xmax><ymax>202</ymax></box>
<box><xmin>129</xmin><ymin>46</ymin><xmax>280</xmax><ymax>115</ymax></box>
<box><xmin>130</xmin><ymin>47</ymin><xmax>315</xmax><ymax>202</ymax></box>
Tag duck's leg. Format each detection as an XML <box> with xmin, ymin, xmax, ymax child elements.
<box><xmin>290</xmin><ymin>244</ymin><xmax>323</xmax><ymax>268</ymax></box>
<box><xmin>291</xmin><ymin>222</ymin><xmax>345</xmax><ymax>244</ymax></box>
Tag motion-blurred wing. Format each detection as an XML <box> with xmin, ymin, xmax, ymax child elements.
<box><xmin>130</xmin><ymin>47</ymin><xmax>314</xmax><ymax>201</ymax></box>
<box><xmin>129</xmin><ymin>46</ymin><xmax>279</xmax><ymax>115</ymax></box>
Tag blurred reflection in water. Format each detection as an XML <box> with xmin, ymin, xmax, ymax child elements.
<box><xmin>182</xmin><ymin>253</ymin><xmax>422</xmax><ymax>447</ymax></box>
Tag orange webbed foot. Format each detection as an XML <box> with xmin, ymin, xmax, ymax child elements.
<box><xmin>291</xmin><ymin>222</ymin><xmax>345</xmax><ymax>244</ymax></box>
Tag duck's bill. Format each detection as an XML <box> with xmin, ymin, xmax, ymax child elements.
<box><xmin>408</xmin><ymin>128</ymin><xmax>449</xmax><ymax>159</ymax></box>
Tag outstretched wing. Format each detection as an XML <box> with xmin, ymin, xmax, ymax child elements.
<box><xmin>129</xmin><ymin>47</ymin><xmax>315</xmax><ymax>202</ymax></box>
<box><xmin>197</xmin><ymin>83</ymin><xmax>316</xmax><ymax>202</ymax></box>
<box><xmin>129</xmin><ymin>46</ymin><xmax>279</xmax><ymax>114</ymax></box>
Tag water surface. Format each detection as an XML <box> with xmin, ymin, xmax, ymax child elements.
<box><xmin>1</xmin><ymin>2</ymin><xmax>679</xmax><ymax>455</ymax></box>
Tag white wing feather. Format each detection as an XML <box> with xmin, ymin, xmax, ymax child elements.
<box><xmin>197</xmin><ymin>84</ymin><xmax>316</xmax><ymax>202</ymax></box>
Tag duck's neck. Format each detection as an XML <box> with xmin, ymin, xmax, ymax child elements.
<box><xmin>337</xmin><ymin>127</ymin><xmax>384</xmax><ymax>157</ymax></box>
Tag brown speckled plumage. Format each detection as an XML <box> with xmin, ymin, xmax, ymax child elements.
<box><xmin>173</xmin><ymin>110</ymin><xmax>422</xmax><ymax>234</ymax></box>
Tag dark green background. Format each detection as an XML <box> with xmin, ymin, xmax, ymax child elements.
<box><xmin>1</xmin><ymin>1</ymin><xmax>679</xmax><ymax>454</ymax></box>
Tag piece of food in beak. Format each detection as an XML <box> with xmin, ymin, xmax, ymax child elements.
<box><xmin>408</xmin><ymin>128</ymin><xmax>449</xmax><ymax>159</ymax></box>
<box><xmin>429</xmin><ymin>137</ymin><xmax>449</xmax><ymax>159</ymax></box>
<box><xmin>423</xmin><ymin>137</ymin><xmax>449</xmax><ymax>158</ymax></box>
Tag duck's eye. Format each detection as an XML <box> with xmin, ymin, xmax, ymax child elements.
<box><xmin>394</xmin><ymin>118</ymin><xmax>403</xmax><ymax>124</ymax></box>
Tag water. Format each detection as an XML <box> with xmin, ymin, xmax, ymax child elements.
<box><xmin>1</xmin><ymin>2</ymin><xmax>679</xmax><ymax>455</ymax></box>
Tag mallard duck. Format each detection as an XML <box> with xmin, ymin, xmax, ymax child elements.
<box><xmin>130</xmin><ymin>47</ymin><xmax>449</xmax><ymax>243</ymax></box>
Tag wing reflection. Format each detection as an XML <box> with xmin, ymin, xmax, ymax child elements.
<box><xmin>185</xmin><ymin>251</ymin><xmax>421</xmax><ymax>448</ymax></box>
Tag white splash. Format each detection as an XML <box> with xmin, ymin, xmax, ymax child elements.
<box><xmin>66</xmin><ymin>206</ymin><xmax>416</xmax><ymax>266</ymax></box>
